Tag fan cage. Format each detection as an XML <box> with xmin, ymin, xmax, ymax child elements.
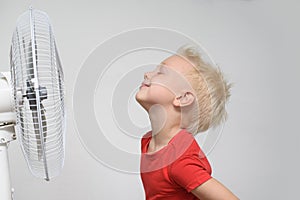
<box><xmin>10</xmin><ymin>8</ymin><xmax>65</xmax><ymax>180</ymax></box>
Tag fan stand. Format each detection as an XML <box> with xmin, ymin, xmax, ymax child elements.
<box><xmin>0</xmin><ymin>72</ymin><xmax>16</xmax><ymax>200</ymax></box>
<box><xmin>0</xmin><ymin>123</ymin><xmax>15</xmax><ymax>200</ymax></box>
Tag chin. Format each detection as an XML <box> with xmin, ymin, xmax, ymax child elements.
<box><xmin>135</xmin><ymin>94</ymin><xmax>150</xmax><ymax>112</ymax></box>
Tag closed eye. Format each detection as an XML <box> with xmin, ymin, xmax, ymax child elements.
<box><xmin>158</xmin><ymin>65</ymin><xmax>167</xmax><ymax>74</ymax></box>
<box><xmin>153</xmin><ymin>65</ymin><xmax>163</xmax><ymax>75</ymax></box>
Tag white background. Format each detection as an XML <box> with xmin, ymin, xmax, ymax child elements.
<box><xmin>1</xmin><ymin>0</ymin><xmax>299</xmax><ymax>199</ymax></box>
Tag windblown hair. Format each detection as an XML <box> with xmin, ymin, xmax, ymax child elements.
<box><xmin>177</xmin><ymin>44</ymin><xmax>232</xmax><ymax>134</ymax></box>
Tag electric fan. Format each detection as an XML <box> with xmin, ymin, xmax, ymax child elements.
<box><xmin>0</xmin><ymin>8</ymin><xmax>65</xmax><ymax>200</ymax></box>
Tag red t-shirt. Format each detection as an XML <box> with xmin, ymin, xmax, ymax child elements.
<box><xmin>140</xmin><ymin>129</ymin><xmax>212</xmax><ymax>200</ymax></box>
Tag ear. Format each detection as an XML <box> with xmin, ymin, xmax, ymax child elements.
<box><xmin>173</xmin><ymin>91</ymin><xmax>195</xmax><ymax>107</ymax></box>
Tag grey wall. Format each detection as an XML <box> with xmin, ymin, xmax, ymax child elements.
<box><xmin>1</xmin><ymin>0</ymin><xmax>299</xmax><ymax>199</ymax></box>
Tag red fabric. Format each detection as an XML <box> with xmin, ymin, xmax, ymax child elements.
<box><xmin>140</xmin><ymin>129</ymin><xmax>212</xmax><ymax>200</ymax></box>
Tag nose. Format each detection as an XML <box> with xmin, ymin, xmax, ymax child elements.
<box><xmin>144</xmin><ymin>72</ymin><xmax>151</xmax><ymax>80</ymax></box>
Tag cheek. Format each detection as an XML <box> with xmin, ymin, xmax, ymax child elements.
<box><xmin>148</xmin><ymin>85</ymin><xmax>174</xmax><ymax>103</ymax></box>
<box><xmin>151</xmin><ymin>75</ymin><xmax>187</xmax><ymax>95</ymax></box>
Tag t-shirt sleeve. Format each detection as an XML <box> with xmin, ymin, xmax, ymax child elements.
<box><xmin>169</xmin><ymin>155</ymin><xmax>212</xmax><ymax>192</ymax></box>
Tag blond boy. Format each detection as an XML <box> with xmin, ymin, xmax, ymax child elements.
<box><xmin>135</xmin><ymin>45</ymin><xmax>238</xmax><ymax>200</ymax></box>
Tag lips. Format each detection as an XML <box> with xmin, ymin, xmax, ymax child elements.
<box><xmin>140</xmin><ymin>81</ymin><xmax>150</xmax><ymax>88</ymax></box>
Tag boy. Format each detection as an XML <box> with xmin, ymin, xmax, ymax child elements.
<box><xmin>135</xmin><ymin>45</ymin><xmax>239</xmax><ymax>200</ymax></box>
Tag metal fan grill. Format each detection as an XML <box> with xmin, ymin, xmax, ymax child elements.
<box><xmin>10</xmin><ymin>8</ymin><xmax>66</xmax><ymax>180</ymax></box>
<box><xmin>0</xmin><ymin>8</ymin><xmax>65</xmax><ymax>199</ymax></box>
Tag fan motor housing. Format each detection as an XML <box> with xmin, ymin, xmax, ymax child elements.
<box><xmin>0</xmin><ymin>72</ymin><xmax>16</xmax><ymax>124</ymax></box>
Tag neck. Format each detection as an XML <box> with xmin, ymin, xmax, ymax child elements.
<box><xmin>148</xmin><ymin>104</ymin><xmax>182</xmax><ymax>152</ymax></box>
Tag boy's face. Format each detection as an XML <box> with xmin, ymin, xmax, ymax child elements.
<box><xmin>135</xmin><ymin>55</ymin><xmax>194</xmax><ymax>111</ymax></box>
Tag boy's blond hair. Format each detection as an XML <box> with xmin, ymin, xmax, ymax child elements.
<box><xmin>177</xmin><ymin>44</ymin><xmax>232</xmax><ymax>134</ymax></box>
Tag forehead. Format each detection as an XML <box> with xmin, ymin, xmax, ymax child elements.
<box><xmin>160</xmin><ymin>55</ymin><xmax>195</xmax><ymax>74</ymax></box>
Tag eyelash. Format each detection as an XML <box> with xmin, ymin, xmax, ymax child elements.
<box><xmin>153</xmin><ymin>65</ymin><xmax>165</xmax><ymax>75</ymax></box>
<box><xmin>158</xmin><ymin>67</ymin><xmax>165</xmax><ymax>74</ymax></box>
